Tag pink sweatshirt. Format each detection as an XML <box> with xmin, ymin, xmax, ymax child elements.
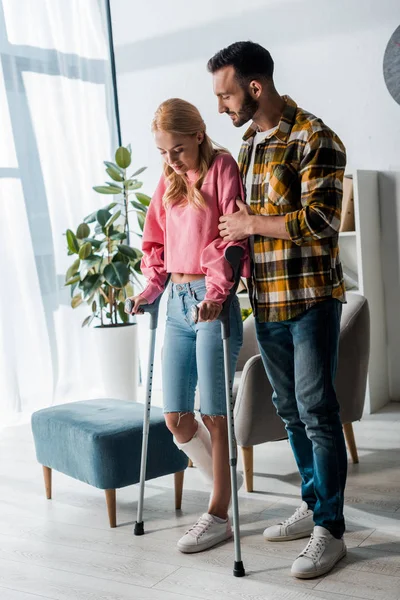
<box><xmin>140</xmin><ymin>152</ymin><xmax>250</xmax><ymax>305</ymax></box>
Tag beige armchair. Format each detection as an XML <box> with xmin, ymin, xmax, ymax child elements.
<box><xmin>233</xmin><ymin>293</ymin><xmax>370</xmax><ymax>492</ymax></box>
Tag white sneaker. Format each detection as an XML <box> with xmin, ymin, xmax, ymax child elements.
<box><xmin>291</xmin><ymin>526</ymin><xmax>347</xmax><ymax>579</ymax></box>
<box><xmin>177</xmin><ymin>513</ymin><xmax>232</xmax><ymax>554</ymax></box>
<box><xmin>263</xmin><ymin>501</ymin><xmax>314</xmax><ymax>541</ymax></box>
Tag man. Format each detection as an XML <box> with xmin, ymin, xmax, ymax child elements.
<box><xmin>207</xmin><ymin>41</ymin><xmax>348</xmax><ymax>579</ymax></box>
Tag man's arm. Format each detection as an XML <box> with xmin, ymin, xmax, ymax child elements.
<box><xmin>218</xmin><ymin>200</ymin><xmax>290</xmax><ymax>240</ymax></box>
<box><xmin>219</xmin><ymin>130</ymin><xmax>346</xmax><ymax>243</ymax></box>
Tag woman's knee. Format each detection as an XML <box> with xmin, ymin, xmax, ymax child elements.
<box><xmin>164</xmin><ymin>411</ymin><xmax>197</xmax><ymax>441</ymax></box>
<box><xmin>202</xmin><ymin>414</ymin><xmax>227</xmax><ymax>437</ymax></box>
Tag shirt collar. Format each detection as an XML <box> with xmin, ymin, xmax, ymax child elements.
<box><xmin>242</xmin><ymin>95</ymin><xmax>298</xmax><ymax>144</ymax></box>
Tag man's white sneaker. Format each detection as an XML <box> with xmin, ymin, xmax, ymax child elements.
<box><xmin>263</xmin><ymin>501</ymin><xmax>314</xmax><ymax>541</ymax></box>
<box><xmin>291</xmin><ymin>526</ymin><xmax>347</xmax><ymax>579</ymax></box>
<box><xmin>177</xmin><ymin>513</ymin><xmax>232</xmax><ymax>553</ymax></box>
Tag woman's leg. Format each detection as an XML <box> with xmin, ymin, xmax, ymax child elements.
<box><xmin>197</xmin><ymin>297</ymin><xmax>243</xmax><ymax>520</ymax></box>
<box><xmin>162</xmin><ymin>283</ymin><xmax>213</xmax><ymax>483</ymax></box>
<box><xmin>202</xmin><ymin>415</ymin><xmax>230</xmax><ymax>519</ymax></box>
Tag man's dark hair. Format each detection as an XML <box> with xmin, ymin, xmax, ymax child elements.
<box><xmin>207</xmin><ymin>41</ymin><xmax>274</xmax><ymax>86</ymax></box>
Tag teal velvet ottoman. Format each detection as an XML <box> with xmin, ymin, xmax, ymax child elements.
<box><xmin>31</xmin><ymin>399</ymin><xmax>188</xmax><ymax>527</ymax></box>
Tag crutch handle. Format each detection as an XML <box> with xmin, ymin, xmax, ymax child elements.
<box><xmin>220</xmin><ymin>246</ymin><xmax>244</xmax><ymax>339</ymax></box>
<box><xmin>124</xmin><ymin>276</ymin><xmax>171</xmax><ymax>330</ymax></box>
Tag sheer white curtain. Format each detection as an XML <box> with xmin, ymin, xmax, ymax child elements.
<box><xmin>0</xmin><ymin>0</ymin><xmax>117</xmax><ymax>425</ymax></box>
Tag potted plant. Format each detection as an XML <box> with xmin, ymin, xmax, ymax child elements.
<box><xmin>64</xmin><ymin>145</ymin><xmax>149</xmax><ymax>401</ymax></box>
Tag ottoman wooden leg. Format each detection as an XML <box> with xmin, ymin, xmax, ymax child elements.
<box><xmin>188</xmin><ymin>459</ymin><xmax>194</xmax><ymax>468</ymax></box>
<box><xmin>174</xmin><ymin>471</ymin><xmax>184</xmax><ymax>510</ymax></box>
<box><xmin>43</xmin><ymin>466</ymin><xmax>52</xmax><ymax>499</ymax></box>
<box><xmin>105</xmin><ymin>489</ymin><xmax>117</xmax><ymax>528</ymax></box>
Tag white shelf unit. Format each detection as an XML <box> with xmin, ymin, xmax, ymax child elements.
<box><xmin>339</xmin><ymin>170</ymin><xmax>389</xmax><ymax>413</ymax></box>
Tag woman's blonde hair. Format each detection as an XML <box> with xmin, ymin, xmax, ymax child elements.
<box><xmin>151</xmin><ymin>98</ymin><xmax>227</xmax><ymax>209</ymax></box>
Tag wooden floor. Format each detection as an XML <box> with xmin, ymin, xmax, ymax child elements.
<box><xmin>0</xmin><ymin>402</ymin><xmax>399</xmax><ymax>600</ymax></box>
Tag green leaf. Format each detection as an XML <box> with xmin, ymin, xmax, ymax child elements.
<box><xmin>112</xmin><ymin>252</ymin><xmax>129</xmax><ymax>265</ymax></box>
<box><xmin>118</xmin><ymin>301</ymin><xmax>129</xmax><ymax>323</ymax></box>
<box><xmin>66</xmin><ymin>258</ymin><xmax>80</xmax><ymax>282</ymax></box>
<box><xmin>115</xmin><ymin>146</ymin><xmax>131</xmax><ymax>169</ymax></box>
<box><xmin>104</xmin><ymin>201</ymin><xmax>118</xmax><ymax>211</ymax></box>
<box><xmin>110</xmin><ymin>231</ymin><xmax>127</xmax><ymax>241</ymax></box>
<box><xmin>117</xmin><ymin>244</ymin><xmax>140</xmax><ymax>260</ymax></box>
<box><xmin>76</xmin><ymin>223</ymin><xmax>90</xmax><ymax>239</ymax></box>
<box><xmin>78</xmin><ymin>274</ymin><xmax>103</xmax><ymax>299</ymax></box>
<box><xmin>130</xmin><ymin>166</ymin><xmax>147</xmax><ymax>178</ymax></box>
<box><xmin>81</xmin><ymin>315</ymin><xmax>92</xmax><ymax>327</ymax></box>
<box><xmin>82</xmin><ymin>255</ymin><xmax>102</xmax><ymax>268</ymax></box>
<box><xmin>92</xmin><ymin>300</ymin><xmax>97</xmax><ymax>313</ymax></box>
<box><xmin>106</xmin><ymin>182</ymin><xmax>122</xmax><ymax>191</ymax></box>
<box><xmin>135</xmin><ymin>192</ymin><xmax>151</xmax><ymax>206</ymax></box>
<box><xmin>103</xmin><ymin>262</ymin><xmax>130</xmax><ymax>289</ymax></box>
<box><xmin>106</xmin><ymin>167</ymin><xmax>124</xmax><ymax>182</ymax></box>
<box><xmin>71</xmin><ymin>294</ymin><xmax>83</xmax><ymax>308</ymax></box>
<box><xmin>80</xmin><ymin>254</ymin><xmax>102</xmax><ymax>280</ymax></box>
<box><xmin>93</xmin><ymin>185</ymin><xmax>121</xmax><ymax>194</ymax></box>
<box><xmin>83</xmin><ymin>210</ymin><xmax>97</xmax><ymax>224</ymax></box>
<box><xmin>104</xmin><ymin>161</ymin><xmax>124</xmax><ymax>175</ymax></box>
<box><xmin>66</xmin><ymin>229</ymin><xmax>80</xmax><ymax>254</ymax></box>
<box><xmin>84</xmin><ymin>238</ymin><xmax>102</xmax><ymax>249</ymax></box>
<box><xmin>78</xmin><ymin>242</ymin><xmax>92</xmax><ymax>260</ymax></box>
<box><xmin>125</xmin><ymin>180</ymin><xmax>142</xmax><ymax>190</ymax></box>
<box><xmin>137</xmin><ymin>212</ymin><xmax>146</xmax><ymax>232</ymax></box>
<box><xmin>97</xmin><ymin>209</ymin><xmax>112</xmax><ymax>227</ymax></box>
<box><xmin>130</xmin><ymin>200</ymin><xmax>147</xmax><ymax>213</ymax></box>
<box><xmin>65</xmin><ymin>275</ymin><xmax>81</xmax><ymax>286</ymax></box>
<box><xmin>105</xmin><ymin>209</ymin><xmax>121</xmax><ymax>229</ymax></box>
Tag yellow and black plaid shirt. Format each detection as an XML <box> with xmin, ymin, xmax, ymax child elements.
<box><xmin>239</xmin><ymin>96</ymin><xmax>346</xmax><ymax>322</ymax></box>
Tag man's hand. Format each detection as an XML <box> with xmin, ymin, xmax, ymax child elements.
<box><xmin>218</xmin><ymin>199</ymin><xmax>254</xmax><ymax>241</ymax></box>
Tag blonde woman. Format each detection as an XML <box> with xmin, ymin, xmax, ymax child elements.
<box><xmin>127</xmin><ymin>98</ymin><xmax>249</xmax><ymax>553</ymax></box>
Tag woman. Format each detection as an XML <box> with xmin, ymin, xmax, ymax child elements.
<box><xmin>127</xmin><ymin>98</ymin><xmax>250</xmax><ymax>554</ymax></box>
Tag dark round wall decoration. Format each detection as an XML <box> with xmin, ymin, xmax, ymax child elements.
<box><xmin>383</xmin><ymin>25</ymin><xmax>400</xmax><ymax>105</ymax></box>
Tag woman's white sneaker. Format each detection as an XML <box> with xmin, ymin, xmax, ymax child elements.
<box><xmin>177</xmin><ymin>513</ymin><xmax>232</xmax><ymax>553</ymax></box>
<box><xmin>263</xmin><ymin>501</ymin><xmax>314</xmax><ymax>541</ymax></box>
<box><xmin>291</xmin><ymin>526</ymin><xmax>347</xmax><ymax>579</ymax></box>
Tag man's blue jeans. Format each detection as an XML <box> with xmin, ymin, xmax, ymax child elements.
<box><xmin>255</xmin><ymin>299</ymin><xmax>347</xmax><ymax>539</ymax></box>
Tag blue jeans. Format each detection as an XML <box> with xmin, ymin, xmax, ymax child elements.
<box><xmin>162</xmin><ymin>278</ymin><xmax>243</xmax><ymax>416</ymax></box>
<box><xmin>255</xmin><ymin>299</ymin><xmax>347</xmax><ymax>538</ymax></box>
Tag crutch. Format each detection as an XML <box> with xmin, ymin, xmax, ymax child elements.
<box><xmin>124</xmin><ymin>281</ymin><xmax>169</xmax><ymax>536</ymax></box>
<box><xmin>191</xmin><ymin>246</ymin><xmax>245</xmax><ymax>577</ymax></box>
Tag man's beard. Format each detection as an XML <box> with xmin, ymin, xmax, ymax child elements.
<box><xmin>229</xmin><ymin>92</ymin><xmax>259</xmax><ymax>128</ymax></box>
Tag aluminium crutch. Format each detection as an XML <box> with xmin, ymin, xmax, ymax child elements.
<box><xmin>191</xmin><ymin>246</ymin><xmax>245</xmax><ymax>577</ymax></box>
<box><xmin>124</xmin><ymin>282</ymin><xmax>169</xmax><ymax>536</ymax></box>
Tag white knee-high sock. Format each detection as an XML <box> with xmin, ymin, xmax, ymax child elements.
<box><xmin>174</xmin><ymin>418</ymin><xmax>213</xmax><ymax>483</ymax></box>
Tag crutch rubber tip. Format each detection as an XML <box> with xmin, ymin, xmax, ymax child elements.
<box><xmin>134</xmin><ymin>521</ymin><xmax>145</xmax><ymax>536</ymax></box>
<box><xmin>233</xmin><ymin>561</ymin><xmax>245</xmax><ymax>577</ymax></box>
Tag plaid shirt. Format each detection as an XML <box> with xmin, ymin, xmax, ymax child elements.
<box><xmin>238</xmin><ymin>96</ymin><xmax>346</xmax><ymax>322</ymax></box>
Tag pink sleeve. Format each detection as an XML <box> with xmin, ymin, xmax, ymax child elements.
<box><xmin>140</xmin><ymin>176</ymin><xmax>169</xmax><ymax>304</ymax></box>
<box><xmin>201</xmin><ymin>154</ymin><xmax>251</xmax><ymax>305</ymax></box>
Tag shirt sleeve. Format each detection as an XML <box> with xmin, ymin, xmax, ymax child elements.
<box><xmin>140</xmin><ymin>176</ymin><xmax>169</xmax><ymax>304</ymax></box>
<box><xmin>201</xmin><ymin>154</ymin><xmax>251</xmax><ymax>305</ymax></box>
<box><xmin>285</xmin><ymin>130</ymin><xmax>346</xmax><ymax>245</ymax></box>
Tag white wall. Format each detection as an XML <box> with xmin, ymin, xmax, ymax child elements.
<box><xmin>111</xmin><ymin>0</ymin><xmax>400</xmax><ymax>401</ymax></box>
